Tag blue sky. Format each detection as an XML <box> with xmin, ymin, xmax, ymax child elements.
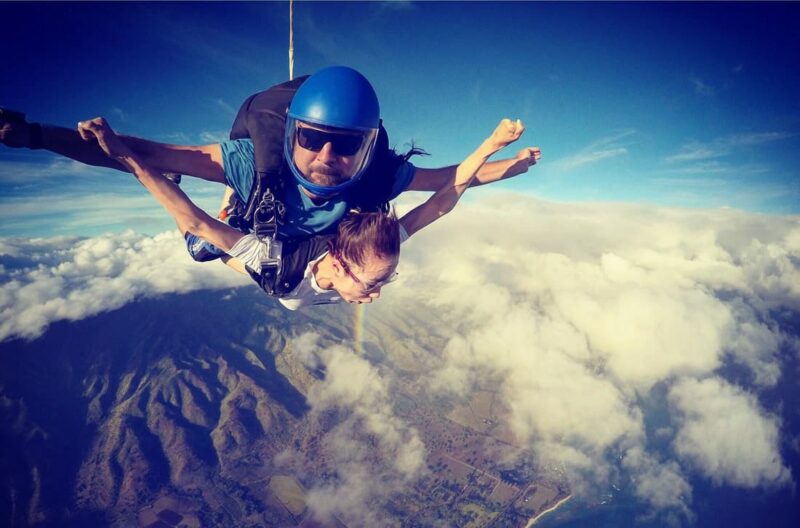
<box><xmin>2</xmin><ymin>5</ymin><xmax>800</xmax><ymax>523</ymax></box>
<box><xmin>1</xmin><ymin>1</ymin><xmax>799</xmax><ymax>237</ymax></box>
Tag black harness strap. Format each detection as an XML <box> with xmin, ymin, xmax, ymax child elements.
<box><xmin>251</xmin><ymin>172</ymin><xmax>285</xmax><ymax>295</ymax></box>
<box><xmin>224</xmin><ymin>92</ymin><xmax>290</xmax><ymax>295</ymax></box>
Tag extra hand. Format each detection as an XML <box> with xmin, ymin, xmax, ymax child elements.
<box><xmin>77</xmin><ymin>117</ymin><xmax>132</xmax><ymax>160</ymax></box>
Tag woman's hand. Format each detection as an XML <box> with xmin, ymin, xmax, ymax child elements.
<box><xmin>77</xmin><ymin>117</ymin><xmax>133</xmax><ymax>160</ymax></box>
<box><xmin>488</xmin><ymin>118</ymin><xmax>525</xmax><ymax>151</ymax></box>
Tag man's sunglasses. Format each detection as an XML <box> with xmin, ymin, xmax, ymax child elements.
<box><xmin>296</xmin><ymin>126</ymin><xmax>364</xmax><ymax>157</ymax></box>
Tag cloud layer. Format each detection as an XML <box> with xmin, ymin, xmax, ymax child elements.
<box><xmin>0</xmin><ymin>230</ymin><xmax>248</xmax><ymax>341</ymax></box>
<box><xmin>278</xmin><ymin>333</ymin><xmax>426</xmax><ymax>525</ymax></box>
<box><xmin>669</xmin><ymin>377</ymin><xmax>790</xmax><ymax>488</ymax></box>
<box><xmin>382</xmin><ymin>194</ymin><xmax>798</xmax><ymax>518</ymax></box>
<box><xmin>1</xmin><ymin>195</ymin><xmax>798</xmax><ymax>522</ymax></box>
<box><xmin>666</xmin><ymin>132</ymin><xmax>792</xmax><ymax>163</ymax></box>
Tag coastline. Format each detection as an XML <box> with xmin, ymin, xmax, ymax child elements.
<box><xmin>524</xmin><ymin>494</ymin><xmax>573</xmax><ymax>527</ymax></box>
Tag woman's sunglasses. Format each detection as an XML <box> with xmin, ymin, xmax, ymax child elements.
<box><xmin>297</xmin><ymin>126</ymin><xmax>364</xmax><ymax>157</ymax></box>
<box><xmin>330</xmin><ymin>246</ymin><xmax>398</xmax><ymax>292</ymax></box>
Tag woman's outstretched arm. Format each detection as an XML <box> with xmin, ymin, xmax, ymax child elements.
<box><xmin>400</xmin><ymin>119</ymin><xmax>540</xmax><ymax>238</ymax></box>
<box><xmin>77</xmin><ymin>117</ymin><xmax>242</xmax><ymax>251</ymax></box>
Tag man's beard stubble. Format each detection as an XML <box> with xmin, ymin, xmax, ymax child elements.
<box><xmin>307</xmin><ymin>161</ymin><xmax>348</xmax><ymax>187</ymax></box>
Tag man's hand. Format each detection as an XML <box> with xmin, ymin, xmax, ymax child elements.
<box><xmin>77</xmin><ymin>117</ymin><xmax>133</xmax><ymax>160</ymax></box>
<box><xmin>0</xmin><ymin>108</ymin><xmax>30</xmax><ymax>148</ymax></box>
<box><xmin>488</xmin><ymin>118</ymin><xmax>525</xmax><ymax>151</ymax></box>
<box><xmin>515</xmin><ymin>146</ymin><xmax>542</xmax><ymax>168</ymax></box>
<box><xmin>506</xmin><ymin>146</ymin><xmax>542</xmax><ymax>176</ymax></box>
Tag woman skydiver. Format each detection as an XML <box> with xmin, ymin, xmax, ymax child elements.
<box><xmin>76</xmin><ymin>116</ymin><xmax>540</xmax><ymax>309</ymax></box>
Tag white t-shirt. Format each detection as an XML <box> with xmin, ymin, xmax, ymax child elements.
<box><xmin>227</xmin><ymin>234</ymin><xmax>340</xmax><ymax>310</ymax></box>
<box><xmin>277</xmin><ymin>254</ymin><xmax>342</xmax><ymax>310</ymax></box>
<box><xmin>227</xmin><ymin>226</ymin><xmax>408</xmax><ymax>311</ymax></box>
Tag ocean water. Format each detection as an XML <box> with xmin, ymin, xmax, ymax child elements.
<box><xmin>535</xmin><ymin>480</ymin><xmax>799</xmax><ymax>528</ymax></box>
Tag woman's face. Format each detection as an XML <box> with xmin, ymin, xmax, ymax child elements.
<box><xmin>332</xmin><ymin>251</ymin><xmax>399</xmax><ymax>304</ymax></box>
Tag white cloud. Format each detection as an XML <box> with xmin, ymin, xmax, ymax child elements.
<box><xmin>214</xmin><ymin>98</ymin><xmax>237</xmax><ymax>117</ymax></box>
<box><xmin>380</xmin><ymin>194</ymin><xmax>798</xmax><ymax>518</ymax></box>
<box><xmin>280</xmin><ymin>333</ymin><xmax>426</xmax><ymax>524</ymax></box>
<box><xmin>690</xmin><ymin>76</ymin><xmax>715</xmax><ymax>97</ymax></box>
<box><xmin>2</xmin><ymin>192</ymin><xmax>157</xmax><ymax>219</ymax></box>
<box><xmin>666</xmin><ymin>132</ymin><xmax>792</xmax><ymax>163</ymax></box>
<box><xmin>650</xmin><ymin>177</ymin><xmax>728</xmax><ymax>187</ymax></box>
<box><xmin>2</xmin><ymin>195</ymin><xmax>798</xmax><ymax>521</ymax></box>
<box><xmin>727</xmin><ymin>132</ymin><xmax>793</xmax><ymax>146</ymax></box>
<box><xmin>723</xmin><ymin>300</ymin><xmax>783</xmax><ymax>387</ymax></box>
<box><xmin>198</xmin><ymin>130</ymin><xmax>230</xmax><ymax>144</ymax></box>
<box><xmin>622</xmin><ymin>447</ymin><xmax>692</xmax><ymax>513</ymax></box>
<box><xmin>110</xmin><ymin>106</ymin><xmax>127</xmax><ymax>122</ymax></box>
<box><xmin>665</xmin><ymin>144</ymin><xmax>722</xmax><ymax>163</ymax></box>
<box><xmin>560</xmin><ymin>147</ymin><xmax>628</xmax><ymax>170</ymax></box>
<box><xmin>554</xmin><ymin>130</ymin><xmax>634</xmax><ymax>171</ymax></box>
<box><xmin>371</xmin><ymin>0</ymin><xmax>415</xmax><ymax>14</ymax></box>
<box><xmin>0</xmin><ymin>158</ymin><xmax>115</xmax><ymax>184</ymax></box>
<box><xmin>157</xmin><ymin>131</ymin><xmax>193</xmax><ymax>145</ymax></box>
<box><xmin>0</xmin><ymin>230</ymin><xmax>249</xmax><ymax>341</ymax></box>
<box><xmin>669</xmin><ymin>377</ymin><xmax>791</xmax><ymax>488</ymax></box>
<box><xmin>0</xmin><ymin>175</ymin><xmax>223</xmax><ymax>237</ymax></box>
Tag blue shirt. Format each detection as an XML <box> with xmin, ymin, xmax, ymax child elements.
<box><xmin>221</xmin><ymin>139</ymin><xmax>415</xmax><ymax>238</ymax></box>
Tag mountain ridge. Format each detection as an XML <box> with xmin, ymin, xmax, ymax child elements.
<box><xmin>1</xmin><ymin>288</ymin><xmax>324</xmax><ymax>526</ymax></box>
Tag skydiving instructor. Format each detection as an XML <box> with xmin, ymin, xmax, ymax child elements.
<box><xmin>0</xmin><ymin>66</ymin><xmax>540</xmax><ymax>275</ymax></box>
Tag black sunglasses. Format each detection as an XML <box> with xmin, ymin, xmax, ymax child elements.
<box><xmin>296</xmin><ymin>126</ymin><xmax>364</xmax><ymax>157</ymax></box>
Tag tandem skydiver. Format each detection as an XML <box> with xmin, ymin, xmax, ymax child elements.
<box><xmin>1</xmin><ymin>66</ymin><xmax>540</xmax><ymax>303</ymax></box>
<box><xmin>75</xmin><ymin>114</ymin><xmax>537</xmax><ymax>309</ymax></box>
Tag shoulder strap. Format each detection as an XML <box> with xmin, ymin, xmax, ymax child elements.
<box><xmin>228</xmin><ymin>75</ymin><xmax>310</xmax><ymax>231</ymax></box>
<box><xmin>230</xmin><ymin>76</ymin><xmax>308</xmax><ymax>141</ymax></box>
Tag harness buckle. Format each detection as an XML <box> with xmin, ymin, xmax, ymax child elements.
<box><xmin>253</xmin><ymin>186</ymin><xmax>283</xmax><ymax>239</ymax></box>
<box><xmin>259</xmin><ymin>237</ymin><xmax>283</xmax><ymax>272</ymax></box>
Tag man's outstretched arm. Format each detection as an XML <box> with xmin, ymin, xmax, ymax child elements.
<box><xmin>1</xmin><ymin>110</ymin><xmax>226</xmax><ymax>184</ymax></box>
<box><xmin>405</xmin><ymin>146</ymin><xmax>539</xmax><ymax>192</ymax></box>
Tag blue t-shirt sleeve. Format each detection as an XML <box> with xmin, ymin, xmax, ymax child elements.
<box><xmin>386</xmin><ymin>161</ymin><xmax>416</xmax><ymax>200</ymax></box>
<box><xmin>220</xmin><ymin>139</ymin><xmax>256</xmax><ymax>202</ymax></box>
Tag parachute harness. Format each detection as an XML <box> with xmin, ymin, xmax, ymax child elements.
<box><xmin>235</xmin><ymin>166</ymin><xmax>287</xmax><ymax>297</ymax></box>
<box><xmin>253</xmin><ymin>177</ymin><xmax>285</xmax><ymax>295</ymax></box>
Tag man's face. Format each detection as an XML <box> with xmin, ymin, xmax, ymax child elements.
<box><xmin>332</xmin><ymin>251</ymin><xmax>399</xmax><ymax>305</ymax></box>
<box><xmin>292</xmin><ymin>122</ymin><xmax>363</xmax><ymax>189</ymax></box>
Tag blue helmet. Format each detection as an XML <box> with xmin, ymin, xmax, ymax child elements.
<box><xmin>284</xmin><ymin>66</ymin><xmax>381</xmax><ymax>198</ymax></box>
